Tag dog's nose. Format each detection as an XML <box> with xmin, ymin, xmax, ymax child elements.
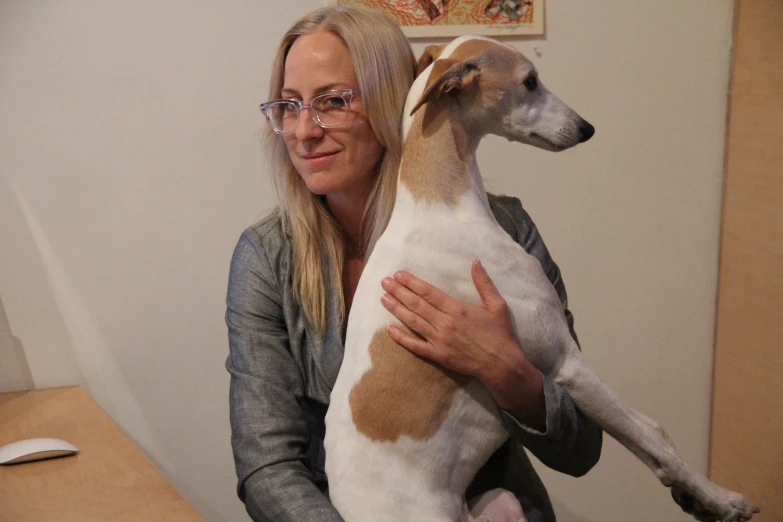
<box><xmin>578</xmin><ymin>119</ymin><xmax>595</xmax><ymax>142</ymax></box>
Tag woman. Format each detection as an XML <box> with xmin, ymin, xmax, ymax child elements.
<box><xmin>225</xmin><ymin>5</ymin><xmax>602</xmax><ymax>522</ymax></box>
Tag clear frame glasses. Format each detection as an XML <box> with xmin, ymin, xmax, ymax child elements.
<box><xmin>259</xmin><ymin>89</ymin><xmax>360</xmax><ymax>134</ymax></box>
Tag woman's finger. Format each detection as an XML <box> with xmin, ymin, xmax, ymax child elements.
<box><xmin>386</xmin><ymin>324</ymin><xmax>442</xmax><ymax>364</ymax></box>
<box><xmin>381</xmin><ymin>292</ymin><xmax>437</xmax><ymax>340</ymax></box>
<box><xmin>382</xmin><ymin>276</ymin><xmax>449</xmax><ymax>324</ymax></box>
<box><xmin>392</xmin><ymin>271</ymin><xmax>462</xmax><ymax>315</ymax></box>
<box><xmin>471</xmin><ymin>260</ymin><xmax>507</xmax><ymax>313</ymax></box>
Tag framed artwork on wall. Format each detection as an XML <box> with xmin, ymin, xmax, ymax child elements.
<box><xmin>325</xmin><ymin>0</ymin><xmax>544</xmax><ymax>37</ymax></box>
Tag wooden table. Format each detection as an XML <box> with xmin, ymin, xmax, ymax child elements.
<box><xmin>0</xmin><ymin>386</ymin><xmax>204</xmax><ymax>521</ymax></box>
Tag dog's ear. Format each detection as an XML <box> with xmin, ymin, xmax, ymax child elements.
<box><xmin>416</xmin><ymin>44</ymin><xmax>446</xmax><ymax>76</ymax></box>
<box><xmin>409</xmin><ymin>59</ymin><xmax>480</xmax><ymax>116</ymax></box>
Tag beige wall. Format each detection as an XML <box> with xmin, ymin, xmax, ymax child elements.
<box><xmin>0</xmin><ymin>1</ymin><xmax>735</xmax><ymax>521</ymax></box>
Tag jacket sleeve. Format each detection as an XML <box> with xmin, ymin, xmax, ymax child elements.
<box><xmin>491</xmin><ymin>196</ymin><xmax>603</xmax><ymax>477</ymax></box>
<box><xmin>225</xmin><ymin>229</ymin><xmax>344</xmax><ymax>522</ymax></box>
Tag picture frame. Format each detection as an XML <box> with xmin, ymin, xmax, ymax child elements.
<box><xmin>325</xmin><ymin>0</ymin><xmax>544</xmax><ymax>38</ymax></box>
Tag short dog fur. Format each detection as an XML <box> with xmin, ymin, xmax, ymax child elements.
<box><xmin>324</xmin><ymin>36</ymin><xmax>759</xmax><ymax>522</ymax></box>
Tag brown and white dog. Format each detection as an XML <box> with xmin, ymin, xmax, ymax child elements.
<box><xmin>324</xmin><ymin>35</ymin><xmax>759</xmax><ymax>522</ymax></box>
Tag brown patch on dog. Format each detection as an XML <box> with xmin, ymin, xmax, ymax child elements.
<box><xmin>409</xmin><ymin>58</ymin><xmax>480</xmax><ymax>116</ymax></box>
<box><xmin>401</xmin><ymin>39</ymin><xmax>525</xmax><ymax>205</ymax></box>
<box><xmin>447</xmin><ymin>39</ymin><xmax>528</xmax><ymax>112</ymax></box>
<box><xmin>416</xmin><ymin>44</ymin><xmax>446</xmax><ymax>76</ymax></box>
<box><xmin>349</xmin><ymin>327</ymin><xmax>468</xmax><ymax>442</ymax></box>
<box><xmin>413</xmin><ymin>39</ymin><xmax>526</xmax><ymax>117</ymax></box>
<box><xmin>399</xmin><ymin>108</ymin><xmax>472</xmax><ymax>205</ymax></box>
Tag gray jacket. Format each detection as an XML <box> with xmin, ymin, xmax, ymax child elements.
<box><xmin>226</xmin><ymin>194</ymin><xmax>602</xmax><ymax>522</ymax></box>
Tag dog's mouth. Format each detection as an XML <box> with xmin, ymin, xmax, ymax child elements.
<box><xmin>530</xmin><ymin>133</ymin><xmax>567</xmax><ymax>152</ymax></box>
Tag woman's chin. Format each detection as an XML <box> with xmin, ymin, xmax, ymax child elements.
<box><xmin>301</xmin><ymin>172</ymin><xmax>342</xmax><ymax>196</ymax></box>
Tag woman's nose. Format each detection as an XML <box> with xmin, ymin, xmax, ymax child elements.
<box><xmin>295</xmin><ymin>107</ymin><xmax>324</xmax><ymax>141</ymax></box>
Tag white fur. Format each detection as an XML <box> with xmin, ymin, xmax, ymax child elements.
<box><xmin>325</xmin><ymin>36</ymin><xmax>758</xmax><ymax>522</ymax></box>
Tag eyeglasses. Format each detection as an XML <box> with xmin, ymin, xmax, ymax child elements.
<box><xmin>259</xmin><ymin>89</ymin><xmax>360</xmax><ymax>134</ymax></box>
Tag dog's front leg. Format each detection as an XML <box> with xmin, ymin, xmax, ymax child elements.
<box><xmin>552</xmin><ymin>350</ymin><xmax>759</xmax><ymax>522</ymax></box>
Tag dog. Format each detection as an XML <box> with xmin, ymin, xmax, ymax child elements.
<box><xmin>324</xmin><ymin>35</ymin><xmax>759</xmax><ymax>522</ymax></box>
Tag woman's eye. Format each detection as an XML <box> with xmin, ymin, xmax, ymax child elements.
<box><xmin>322</xmin><ymin>96</ymin><xmax>347</xmax><ymax>108</ymax></box>
<box><xmin>523</xmin><ymin>76</ymin><xmax>538</xmax><ymax>92</ymax></box>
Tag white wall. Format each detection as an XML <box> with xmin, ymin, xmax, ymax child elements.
<box><xmin>0</xmin><ymin>1</ymin><xmax>734</xmax><ymax>521</ymax></box>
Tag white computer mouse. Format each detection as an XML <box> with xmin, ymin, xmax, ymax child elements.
<box><xmin>0</xmin><ymin>437</ymin><xmax>79</xmax><ymax>465</ymax></box>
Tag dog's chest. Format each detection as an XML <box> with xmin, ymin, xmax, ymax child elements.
<box><xmin>324</xmin><ymin>197</ymin><xmax>526</xmax><ymax>520</ymax></box>
<box><xmin>376</xmin><ymin>194</ymin><xmax>506</xmax><ymax>276</ymax></box>
<box><xmin>338</xmin><ymin>195</ymin><xmax>522</xmax><ymax>391</ymax></box>
<box><xmin>342</xmin><ymin>257</ymin><xmax>364</xmax><ymax>315</ymax></box>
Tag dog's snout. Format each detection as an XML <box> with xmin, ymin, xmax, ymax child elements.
<box><xmin>578</xmin><ymin>119</ymin><xmax>595</xmax><ymax>143</ymax></box>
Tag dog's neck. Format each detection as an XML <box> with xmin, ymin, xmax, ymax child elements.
<box><xmin>397</xmin><ymin>100</ymin><xmax>493</xmax><ymax>218</ymax></box>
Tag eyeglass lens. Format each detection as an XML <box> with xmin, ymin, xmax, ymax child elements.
<box><xmin>265</xmin><ymin>92</ymin><xmax>352</xmax><ymax>133</ymax></box>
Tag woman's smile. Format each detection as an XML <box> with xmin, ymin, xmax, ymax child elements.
<box><xmin>303</xmin><ymin>151</ymin><xmax>339</xmax><ymax>165</ymax></box>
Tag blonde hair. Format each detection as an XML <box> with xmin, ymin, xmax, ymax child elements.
<box><xmin>264</xmin><ymin>6</ymin><xmax>415</xmax><ymax>334</ymax></box>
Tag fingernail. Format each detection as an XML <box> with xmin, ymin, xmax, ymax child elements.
<box><xmin>381</xmin><ymin>277</ymin><xmax>392</xmax><ymax>288</ymax></box>
<box><xmin>475</xmin><ymin>259</ymin><xmax>485</xmax><ymax>271</ymax></box>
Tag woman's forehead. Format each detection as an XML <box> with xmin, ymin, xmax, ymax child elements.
<box><xmin>283</xmin><ymin>32</ymin><xmax>358</xmax><ymax>93</ymax></box>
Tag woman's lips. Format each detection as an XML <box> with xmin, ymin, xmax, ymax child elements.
<box><xmin>303</xmin><ymin>151</ymin><xmax>338</xmax><ymax>159</ymax></box>
<box><xmin>303</xmin><ymin>151</ymin><xmax>338</xmax><ymax>166</ymax></box>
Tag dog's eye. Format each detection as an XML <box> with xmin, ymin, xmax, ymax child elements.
<box><xmin>523</xmin><ymin>75</ymin><xmax>538</xmax><ymax>92</ymax></box>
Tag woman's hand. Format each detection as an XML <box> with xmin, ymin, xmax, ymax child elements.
<box><xmin>380</xmin><ymin>260</ymin><xmax>547</xmax><ymax>431</ymax></box>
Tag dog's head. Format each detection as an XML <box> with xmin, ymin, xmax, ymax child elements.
<box><xmin>410</xmin><ymin>36</ymin><xmax>594</xmax><ymax>152</ymax></box>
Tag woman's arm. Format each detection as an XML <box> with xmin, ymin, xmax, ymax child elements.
<box><xmin>226</xmin><ymin>229</ymin><xmax>344</xmax><ymax>522</ymax></box>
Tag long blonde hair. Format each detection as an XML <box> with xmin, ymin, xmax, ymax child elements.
<box><xmin>264</xmin><ymin>6</ymin><xmax>415</xmax><ymax>334</ymax></box>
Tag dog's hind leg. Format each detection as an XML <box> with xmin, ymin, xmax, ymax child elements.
<box><xmin>467</xmin><ymin>489</ymin><xmax>528</xmax><ymax>522</ymax></box>
<box><xmin>551</xmin><ymin>349</ymin><xmax>759</xmax><ymax>522</ymax></box>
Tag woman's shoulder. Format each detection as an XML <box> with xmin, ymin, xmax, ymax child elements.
<box><xmin>487</xmin><ymin>193</ymin><xmax>523</xmax><ymax>214</ymax></box>
<box><xmin>237</xmin><ymin>208</ymin><xmax>289</xmax><ymax>251</ymax></box>
<box><xmin>231</xmin><ymin>209</ymin><xmax>292</xmax><ymax>274</ymax></box>
<box><xmin>487</xmin><ymin>193</ymin><xmax>531</xmax><ymax>238</ymax></box>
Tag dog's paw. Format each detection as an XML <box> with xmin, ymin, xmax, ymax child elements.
<box><xmin>719</xmin><ymin>494</ymin><xmax>761</xmax><ymax>522</ymax></box>
<box><xmin>671</xmin><ymin>486</ymin><xmax>760</xmax><ymax>522</ymax></box>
